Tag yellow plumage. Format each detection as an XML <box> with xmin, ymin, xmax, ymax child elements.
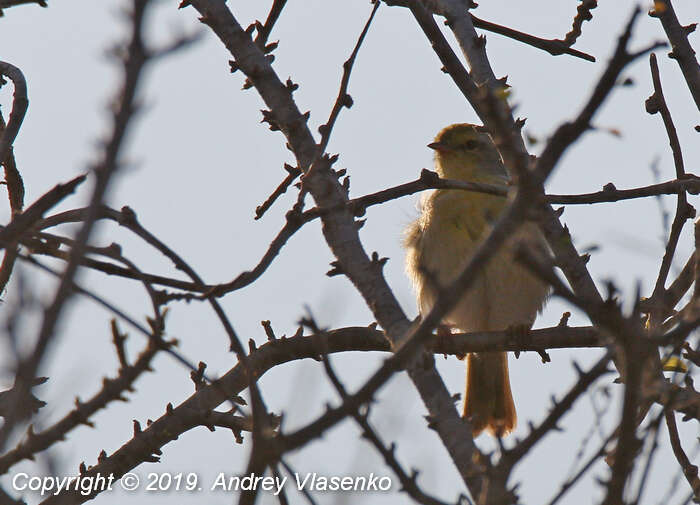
<box><xmin>404</xmin><ymin>124</ymin><xmax>549</xmax><ymax>437</ymax></box>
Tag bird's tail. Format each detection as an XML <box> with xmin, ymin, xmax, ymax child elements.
<box><xmin>463</xmin><ymin>352</ymin><xmax>516</xmax><ymax>437</ymax></box>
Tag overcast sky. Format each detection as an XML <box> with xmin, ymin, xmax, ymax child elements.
<box><xmin>1</xmin><ymin>1</ymin><xmax>700</xmax><ymax>504</ymax></box>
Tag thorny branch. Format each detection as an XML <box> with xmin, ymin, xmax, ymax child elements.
<box><xmin>2</xmin><ymin>0</ymin><xmax>153</xmax><ymax>449</ymax></box>
<box><xmin>187</xmin><ymin>0</ymin><xmax>489</xmax><ymax>499</ymax></box>
<box><xmin>4</xmin><ymin>1</ymin><xmax>700</xmax><ymax>505</ymax></box>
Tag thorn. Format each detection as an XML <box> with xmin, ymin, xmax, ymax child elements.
<box><xmin>557</xmin><ymin>311</ymin><xmax>571</xmax><ymax>327</ymax></box>
<box><xmin>326</xmin><ymin>260</ymin><xmax>345</xmax><ymax>277</ymax></box>
<box><xmin>285</xmin><ymin>78</ymin><xmax>299</xmax><ymax>92</ymax></box>
<box><xmin>572</xmin><ymin>360</ymin><xmax>583</xmax><ymax>376</ymax></box>
<box><xmin>166</xmin><ymin>403</ymin><xmax>174</xmax><ymax>414</ymax></box>
<box><xmin>284</xmin><ymin>163</ymin><xmax>301</xmax><ymax>175</ymax></box>
<box><xmin>497</xmin><ymin>75</ymin><xmax>510</xmax><ymax>88</ymax></box>
<box><xmin>133</xmin><ymin>420</ymin><xmax>142</xmax><ymax>435</ymax></box>
<box><xmin>370</xmin><ymin>251</ymin><xmax>389</xmax><ymax>270</ymax></box>
<box><xmin>190</xmin><ymin>362</ymin><xmax>206</xmax><ymax>389</ymax></box>
<box><xmin>248</xmin><ymin>338</ymin><xmax>257</xmax><ymax>353</ymax></box>
<box><xmin>261</xmin><ymin>320</ymin><xmax>276</xmax><ymax>341</ymax></box>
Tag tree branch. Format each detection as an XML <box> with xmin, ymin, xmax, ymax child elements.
<box><xmin>650</xmin><ymin>0</ymin><xmax>700</xmax><ymax>110</ymax></box>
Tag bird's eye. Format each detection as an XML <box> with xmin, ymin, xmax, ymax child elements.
<box><xmin>463</xmin><ymin>140</ymin><xmax>479</xmax><ymax>150</ymax></box>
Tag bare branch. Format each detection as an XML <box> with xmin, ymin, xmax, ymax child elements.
<box><xmin>650</xmin><ymin>0</ymin><xmax>700</xmax><ymax>110</ymax></box>
<box><xmin>664</xmin><ymin>409</ymin><xmax>700</xmax><ymax>501</ymax></box>
<box><xmin>647</xmin><ymin>52</ymin><xmax>692</xmax><ymax>314</ymax></box>
<box><xmin>0</xmin><ymin>62</ymin><xmax>28</xmax><ymax>168</ymax></box>
<box><xmin>562</xmin><ymin>0</ymin><xmax>597</xmax><ymax>47</ymax></box>
<box><xmin>0</xmin><ymin>331</ymin><xmax>169</xmax><ymax>474</ymax></box>
<box><xmin>470</xmin><ymin>14</ymin><xmax>595</xmax><ymax>62</ymax></box>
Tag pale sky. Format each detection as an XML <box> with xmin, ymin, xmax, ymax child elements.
<box><xmin>1</xmin><ymin>1</ymin><xmax>699</xmax><ymax>504</ymax></box>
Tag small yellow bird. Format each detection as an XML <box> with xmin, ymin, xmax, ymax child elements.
<box><xmin>404</xmin><ymin>123</ymin><xmax>549</xmax><ymax>437</ymax></box>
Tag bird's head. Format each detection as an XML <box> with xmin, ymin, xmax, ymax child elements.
<box><xmin>428</xmin><ymin>123</ymin><xmax>507</xmax><ymax>183</ymax></box>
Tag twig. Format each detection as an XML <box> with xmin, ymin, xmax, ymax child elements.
<box><xmin>252</xmin><ymin>0</ymin><xmax>377</xmax><ymax>221</ymax></box>
<box><xmin>321</xmin><ymin>352</ymin><xmax>453</xmax><ymax>505</ymax></box>
<box><xmin>0</xmin><ymin>331</ymin><xmax>168</xmax><ymax>474</ymax></box>
<box><xmin>317</xmin><ymin>1</ymin><xmax>379</xmax><ymax>157</ymax></box>
<box><xmin>562</xmin><ymin>0</ymin><xmax>597</xmax><ymax>47</ymax></box>
<box><xmin>0</xmin><ymin>108</ymin><xmax>25</xmax><ymax>295</ymax></box>
<box><xmin>253</xmin><ymin>0</ymin><xmax>287</xmax><ymax>49</ymax></box>
<box><xmin>547</xmin><ymin>177</ymin><xmax>700</xmax><ymax>205</ymax></box>
<box><xmin>0</xmin><ymin>175</ymin><xmax>86</xmax><ymax>249</ymax></box>
<box><xmin>0</xmin><ymin>110</ymin><xmax>24</xmax><ymax>214</ymax></box>
<box><xmin>19</xmin><ymin>254</ymin><xmax>206</xmax><ymax>381</ymax></box>
<box><xmin>535</xmin><ymin>10</ymin><xmax>665</xmax><ymax>184</ymax></box>
<box><xmin>630</xmin><ymin>408</ymin><xmax>666</xmax><ymax>505</ymax></box>
<box><xmin>278</xmin><ymin>459</ymin><xmax>319</xmax><ymax>505</ymax></box>
<box><xmin>387</xmin><ymin>0</ymin><xmax>595</xmax><ymax>61</ymax></box>
<box><xmin>500</xmin><ymin>352</ymin><xmax>613</xmax><ymax>469</ymax></box>
<box><xmin>254</xmin><ymin>164</ymin><xmax>301</xmax><ymax>220</ymax></box>
<box><xmin>470</xmin><ymin>14</ymin><xmax>595</xmax><ymax>62</ymax></box>
<box><xmin>647</xmin><ymin>52</ymin><xmax>691</xmax><ymax>315</ymax></box>
<box><xmin>650</xmin><ymin>0</ymin><xmax>700</xmax><ymax>110</ymax></box>
<box><xmin>546</xmin><ymin>430</ymin><xmax>615</xmax><ymax>505</ymax></box>
<box><xmin>665</xmin><ymin>409</ymin><xmax>700</xmax><ymax>500</ymax></box>
<box><xmin>0</xmin><ymin>62</ymin><xmax>28</xmax><ymax>169</ymax></box>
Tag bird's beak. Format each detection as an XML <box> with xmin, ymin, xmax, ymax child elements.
<box><xmin>427</xmin><ymin>141</ymin><xmax>451</xmax><ymax>152</ymax></box>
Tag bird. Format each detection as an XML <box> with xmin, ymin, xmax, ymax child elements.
<box><xmin>404</xmin><ymin>123</ymin><xmax>549</xmax><ymax>437</ymax></box>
